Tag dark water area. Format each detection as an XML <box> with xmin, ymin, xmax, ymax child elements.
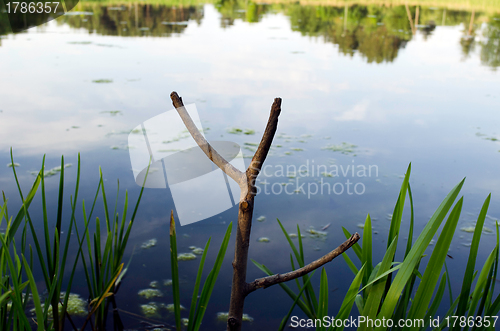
<box><xmin>1</xmin><ymin>0</ymin><xmax>500</xmax><ymax>329</ymax></box>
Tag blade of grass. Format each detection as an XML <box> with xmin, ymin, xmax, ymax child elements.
<box><xmin>278</xmin><ymin>271</ymin><xmax>316</xmax><ymax>331</ymax></box>
<box><xmin>192</xmin><ymin>222</ymin><xmax>232</xmax><ymax>330</ymax></box>
<box><xmin>169</xmin><ymin>211</ymin><xmax>182</xmax><ymax>331</ymax></box>
<box><xmin>453</xmin><ymin>194</ymin><xmax>491</xmax><ymax>329</ymax></box>
<box><xmin>407</xmin><ymin>197</ymin><xmax>463</xmax><ymax>322</ymax></box>
<box><xmin>375</xmin><ymin>178</ymin><xmax>465</xmax><ymax>327</ymax></box>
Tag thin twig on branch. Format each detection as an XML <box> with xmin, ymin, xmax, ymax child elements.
<box><xmin>170</xmin><ymin>91</ymin><xmax>245</xmax><ymax>186</ymax></box>
<box><xmin>247</xmin><ymin>98</ymin><xmax>282</xmax><ymax>182</ymax></box>
<box><xmin>246</xmin><ymin>233</ymin><xmax>360</xmax><ymax>294</ymax></box>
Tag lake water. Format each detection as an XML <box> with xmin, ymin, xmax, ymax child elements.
<box><xmin>1</xmin><ymin>1</ymin><xmax>500</xmax><ymax>329</ymax></box>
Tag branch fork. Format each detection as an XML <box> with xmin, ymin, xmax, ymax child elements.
<box><xmin>170</xmin><ymin>91</ymin><xmax>360</xmax><ymax>331</ymax></box>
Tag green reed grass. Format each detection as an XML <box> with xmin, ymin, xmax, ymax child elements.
<box><xmin>169</xmin><ymin>211</ymin><xmax>232</xmax><ymax>331</ymax></box>
<box><xmin>261</xmin><ymin>163</ymin><xmax>500</xmax><ymax>330</ymax></box>
<box><xmin>1</xmin><ymin>151</ymin><xmax>147</xmax><ymax>330</ymax></box>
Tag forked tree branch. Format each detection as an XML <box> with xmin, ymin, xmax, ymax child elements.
<box><xmin>170</xmin><ymin>92</ymin><xmax>359</xmax><ymax>331</ymax></box>
<box><xmin>247</xmin><ymin>98</ymin><xmax>282</xmax><ymax>183</ymax></box>
<box><xmin>246</xmin><ymin>233</ymin><xmax>360</xmax><ymax>294</ymax></box>
<box><xmin>170</xmin><ymin>92</ymin><xmax>245</xmax><ymax>186</ymax></box>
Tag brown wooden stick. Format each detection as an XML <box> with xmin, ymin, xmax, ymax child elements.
<box><xmin>227</xmin><ymin>97</ymin><xmax>282</xmax><ymax>331</ymax></box>
<box><xmin>170</xmin><ymin>92</ymin><xmax>245</xmax><ymax>186</ymax></box>
<box><xmin>246</xmin><ymin>233</ymin><xmax>360</xmax><ymax>294</ymax></box>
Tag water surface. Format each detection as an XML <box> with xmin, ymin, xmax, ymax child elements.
<box><xmin>1</xmin><ymin>1</ymin><xmax>500</xmax><ymax>329</ymax></box>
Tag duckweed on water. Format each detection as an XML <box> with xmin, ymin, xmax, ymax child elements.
<box><xmin>140</xmin><ymin>302</ymin><xmax>160</xmax><ymax>317</ymax></box>
<box><xmin>307</xmin><ymin>228</ymin><xmax>328</xmax><ymax>239</ymax></box>
<box><xmin>178</xmin><ymin>252</ymin><xmax>197</xmax><ymax>261</ymax></box>
<box><xmin>92</xmin><ymin>79</ymin><xmax>113</xmax><ymax>83</ymax></box>
<box><xmin>138</xmin><ymin>288</ymin><xmax>163</xmax><ymax>299</ymax></box>
<box><xmin>30</xmin><ymin>163</ymin><xmax>72</xmax><ymax>177</ymax></box>
<box><xmin>257</xmin><ymin>237</ymin><xmax>270</xmax><ymax>243</ymax></box>
<box><xmin>244</xmin><ymin>142</ymin><xmax>259</xmax><ymax>146</ymax></box>
<box><xmin>166</xmin><ymin>303</ymin><xmax>186</xmax><ymax>312</ymax></box>
<box><xmin>31</xmin><ymin>293</ymin><xmax>86</xmax><ymax>317</ymax></box>
<box><xmin>100</xmin><ymin>110</ymin><xmax>122</xmax><ymax>116</ymax></box>
<box><xmin>256</xmin><ymin>215</ymin><xmax>266</xmax><ymax>222</ymax></box>
<box><xmin>163</xmin><ymin>279</ymin><xmax>173</xmax><ymax>286</ymax></box>
<box><xmin>7</xmin><ymin>162</ymin><xmax>20</xmax><ymax>167</ymax></box>
<box><xmin>291</xmin><ymin>148</ymin><xmax>304</xmax><ymax>151</ymax></box>
<box><xmin>216</xmin><ymin>312</ymin><xmax>253</xmax><ymax>322</ymax></box>
<box><xmin>190</xmin><ymin>247</ymin><xmax>204</xmax><ymax>255</ymax></box>
<box><xmin>289</xmin><ymin>233</ymin><xmax>297</xmax><ymax>238</ymax></box>
<box><xmin>110</xmin><ymin>145</ymin><xmax>134</xmax><ymax>150</ymax></box>
<box><xmin>227</xmin><ymin>127</ymin><xmax>255</xmax><ymax>135</ymax></box>
<box><xmin>141</xmin><ymin>238</ymin><xmax>157</xmax><ymax>249</ymax></box>
<box><xmin>460</xmin><ymin>226</ymin><xmax>494</xmax><ymax>234</ymax></box>
<box><xmin>322</xmin><ymin>142</ymin><xmax>358</xmax><ymax>155</ymax></box>
<box><xmin>149</xmin><ymin>280</ymin><xmax>160</xmax><ymax>288</ymax></box>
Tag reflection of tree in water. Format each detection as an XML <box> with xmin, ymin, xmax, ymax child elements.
<box><xmin>460</xmin><ymin>10</ymin><xmax>477</xmax><ymax>59</ymax></box>
<box><xmin>58</xmin><ymin>4</ymin><xmax>204</xmax><ymax>37</ymax></box>
<box><xmin>480</xmin><ymin>19</ymin><xmax>500</xmax><ymax>70</ymax></box>
<box><xmin>286</xmin><ymin>5</ymin><xmax>413</xmax><ymax>63</ymax></box>
<box><xmin>1</xmin><ymin>1</ymin><xmax>499</xmax><ymax>68</ymax></box>
<box><xmin>215</xmin><ymin>0</ymin><xmax>270</xmax><ymax>28</ymax></box>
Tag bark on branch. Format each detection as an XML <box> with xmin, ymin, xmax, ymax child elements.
<box><xmin>170</xmin><ymin>92</ymin><xmax>358</xmax><ymax>331</ymax></box>
<box><xmin>170</xmin><ymin>92</ymin><xmax>245</xmax><ymax>186</ymax></box>
<box><xmin>246</xmin><ymin>233</ymin><xmax>360</xmax><ymax>294</ymax></box>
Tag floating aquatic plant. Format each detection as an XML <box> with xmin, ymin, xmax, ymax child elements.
<box><xmin>189</xmin><ymin>246</ymin><xmax>204</xmax><ymax>255</ymax></box>
<box><xmin>100</xmin><ymin>110</ymin><xmax>122</xmax><ymax>116</ymax></box>
<box><xmin>256</xmin><ymin>216</ymin><xmax>266</xmax><ymax>222</ymax></box>
<box><xmin>227</xmin><ymin>127</ymin><xmax>255</xmax><ymax>135</ymax></box>
<box><xmin>141</xmin><ymin>238</ymin><xmax>157</xmax><ymax>249</ymax></box>
<box><xmin>138</xmin><ymin>288</ymin><xmax>163</xmax><ymax>299</ymax></box>
<box><xmin>216</xmin><ymin>312</ymin><xmax>254</xmax><ymax>322</ymax></box>
<box><xmin>140</xmin><ymin>302</ymin><xmax>160</xmax><ymax>317</ymax></box>
<box><xmin>31</xmin><ymin>293</ymin><xmax>87</xmax><ymax>317</ymax></box>
<box><xmin>6</xmin><ymin>162</ymin><xmax>20</xmax><ymax>167</ymax></box>
<box><xmin>321</xmin><ymin>142</ymin><xmax>358</xmax><ymax>155</ymax></box>
<box><xmin>166</xmin><ymin>303</ymin><xmax>186</xmax><ymax>312</ymax></box>
<box><xmin>30</xmin><ymin>163</ymin><xmax>72</xmax><ymax>177</ymax></box>
<box><xmin>178</xmin><ymin>253</ymin><xmax>197</xmax><ymax>261</ymax></box>
<box><xmin>92</xmin><ymin>79</ymin><xmax>113</xmax><ymax>83</ymax></box>
<box><xmin>163</xmin><ymin>279</ymin><xmax>173</xmax><ymax>286</ymax></box>
<box><xmin>257</xmin><ymin>237</ymin><xmax>270</xmax><ymax>243</ymax></box>
<box><xmin>149</xmin><ymin>280</ymin><xmax>160</xmax><ymax>288</ymax></box>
